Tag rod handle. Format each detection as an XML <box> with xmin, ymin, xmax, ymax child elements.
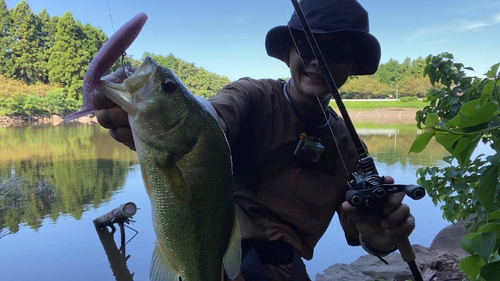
<box><xmin>396</xmin><ymin>237</ymin><xmax>416</xmax><ymax>262</ymax></box>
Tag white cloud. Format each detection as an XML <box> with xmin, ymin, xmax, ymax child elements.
<box><xmin>459</xmin><ymin>21</ymin><xmax>490</xmax><ymax>32</ymax></box>
<box><xmin>493</xmin><ymin>13</ymin><xmax>500</xmax><ymax>23</ymax></box>
<box><xmin>407</xmin><ymin>13</ymin><xmax>500</xmax><ymax>43</ymax></box>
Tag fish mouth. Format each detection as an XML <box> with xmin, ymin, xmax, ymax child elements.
<box><xmin>98</xmin><ymin>57</ymin><xmax>158</xmax><ymax>115</ymax></box>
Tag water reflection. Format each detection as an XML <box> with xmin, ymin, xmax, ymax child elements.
<box><xmin>0</xmin><ymin>122</ymin><xmax>451</xmax><ymax>280</ymax></box>
<box><xmin>96</xmin><ymin>226</ymin><xmax>135</xmax><ymax>281</ymax></box>
<box><xmin>356</xmin><ymin>122</ymin><xmax>448</xmax><ymax>167</ymax></box>
<box><xmin>0</xmin><ymin>123</ymin><xmax>138</xmax><ymax>236</ymax></box>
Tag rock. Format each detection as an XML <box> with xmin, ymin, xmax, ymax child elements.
<box><xmin>349</xmin><ymin>245</ymin><xmax>440</xmax><ymax>280</ymax></box>
<box><xmin>430</xmin><ymin>220</ymin><xmax>469</xmax><ymax>259</ymax></box>
<box><xmin>315</xmin><ymin>222</ymin><xmax>470</xmax><ymax>281</ymax></box>
<box><xmin>315</xmin><ymin>263</ymin><xmax>372</xmax><ymax>281</ymax></box>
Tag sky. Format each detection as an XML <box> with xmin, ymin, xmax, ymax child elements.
<box><xmin>4</xmin><ymin>0</ymin><xmax>500</xmax><ymax>81</ymax></box>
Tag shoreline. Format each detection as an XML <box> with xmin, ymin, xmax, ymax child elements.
<box><xmin>0</xmin><ymin>114</ymin><xmax>97</xmax><ymax>127</ymax></box>
<box><xmin>0</xmin><ymin>108</ymin><xmax>418</xmax><ymax>127</ymax></box>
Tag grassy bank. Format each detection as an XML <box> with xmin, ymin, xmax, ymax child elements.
<box><xmin>329</xmin><ymin>100</ymin><xmax>427</xmax><ymax>109</ymax></box>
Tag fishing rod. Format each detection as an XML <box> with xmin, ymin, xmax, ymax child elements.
<box><xmin>289</xmin><ymin>0</ymin><xmax>425</xmax><ymax>280</ymax></box>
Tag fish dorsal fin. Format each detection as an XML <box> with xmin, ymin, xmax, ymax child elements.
<box><xmin>223</xmin><ymin>213</ymin><xmax>242</xmax><ymax>280</ymax></box>
<box><xmin>150</xmin><ymin>241</ymin><xmax>181</xmax><ymax>281</ymax></box>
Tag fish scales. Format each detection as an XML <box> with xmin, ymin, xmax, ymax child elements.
<box><xmin>98</xmin><ymin>57</ymin><xmax>241</xmax><ymax>281</ymax></box>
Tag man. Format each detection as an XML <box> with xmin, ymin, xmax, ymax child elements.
<box><xmin>94</xmin><ymin>0</ymin><xmax>415</xmax><ymax>280</ymax></box>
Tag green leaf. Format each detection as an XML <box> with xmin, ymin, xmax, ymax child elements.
<box><xmin>489</xmin><ymin>153</ymin><xmax>500</xmax><ymax>165</ymax></box>
<box><xmin>485</xmin><ymin>63</ymin><xmax>500</xmax><ymax>78</ymax></box>
<box><xmin>461</xmin><ymin>233</ymin><xmax>478</xmax><ymax>255</ymax></box>
<box><xmin>477</xmin><ymin>165</ymin><xmax>499</xmax><ymax>213</ymax></box>
<box><xmin>447</xmin><ymin>114</ymin><xmax>461</xmax><ymax>127</ymax></box>
<box><xmin>481</xmin><ymin>260</ymin><xmax>500</xmax><ymax>281</ymax></box>
<box><xmin>488</xmin><ymin>211</ymin><xmax>500</xmax><ymax>221</ymax></box>
<box><xmin>481</xmin><ymin>80</ymin><xmax>495</xmax><ymax>105</ymax></box>
<box><xmin>459</xmin><ymin>254</ymin><xmax>485</xmax><ymax>280</ymax></box>
<box><xmin>454</xmin><ymin>100</ymin><xmax>497</xmax><ymax>129</ymax></box>
<box><xmin>424</xmin><ymin>113</ymin><xmax>439</xmax><ymax>127</ymax></box>
<box><xmin>471</xmin><ymin>231</ymin><xmax>497</xmax><ymax>263</ymax></box>
<box><xmin>435</xmin><ymin>134</ymin><xmax>463</xmax><ymax>154</ymax></box>
<box><xmin>409</xmin><ymin>132</ymin><xmax>435</xmax><ymax>153</ymax></box>
<box><xmin>453</xmin><ymin>135</ymin><xmax>480</xmax><ymax>167</ymax></box>
<box><xmin>477</xmin><ymin>223</ymin><xmax>500</xmax><ymax>238</ymax></box>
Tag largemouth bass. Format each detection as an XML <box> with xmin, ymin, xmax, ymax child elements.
<box><xmin>97</xmin><ymin>57</ymin><xmax>241</xmax><ymax>281</ymax></box>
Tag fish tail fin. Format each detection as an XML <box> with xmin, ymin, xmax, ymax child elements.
<box><xmin>64</xmin><ymin>107</ymin><xmax>95</xmax><ymax>122</ymax></box>
<box><xmin>223</xmin><ymin>213</ymin><xmax>242</xmax><ymax>280</ymax></box>
<box><xmin>150</xmin><ymin>241</ymin><xmax>181</xmax><ymax>281</ymax></box>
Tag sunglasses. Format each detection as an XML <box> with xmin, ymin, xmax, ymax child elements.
<box><xmin>294</xmin><ymin>38</ymin><xmax>354</xmax><ymax>63</ymax></box>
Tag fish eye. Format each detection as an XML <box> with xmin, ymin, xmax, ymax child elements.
<box><xmin>161</xmin><ymin>79</ymin><xmax>177</xmax><ymax>94</ymax></box>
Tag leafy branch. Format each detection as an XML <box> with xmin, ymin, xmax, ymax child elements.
<box><xmin>410</xmin><ymin>53</ymin><xmax>500</xmax><ymax>281</ymax></box>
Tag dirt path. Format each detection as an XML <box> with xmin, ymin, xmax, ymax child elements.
<box><xmin>344</xmin><ymin>108</ymin><xmax>418</xmax><ymax>124</ymax></box>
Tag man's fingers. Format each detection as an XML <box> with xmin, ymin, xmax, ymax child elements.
<box><xmin>383</xmin><ymin>192</ymin><xmax>405</xmax><ymax>215</ymax></box>
<box><xmin>93</xmin><ymin>89</ymin><xmax>117</xmax><ymax>109</ymax></box>
<box><xmin>109</xmin><ymin>127</ymin><xmax>134</xmax><ymax>147</ymax></box>
<box><xmin>382</xmin><ymin>175</ymin><xmax>394</xmax><ymax>184</ymax></box>
<box><xmin>385</xmin><ymin>213</ymin><xmax>415</xmax><ymax>238</ymax></box>
<box><xmin>342</xmin><ymin>201</ymin><xmax>377</xmax><ymax>225</ymax></box>
<box><xmin>382</xmin><ymin>204</ymin><xmax>410</xmax><ymax>229</ymax></box>
<box><xmin>96</xmin><ymin>107</ymin><xmax>129</xmax><ymax>129</ymax></box>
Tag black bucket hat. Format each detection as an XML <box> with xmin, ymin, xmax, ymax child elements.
<box><xmin>265</xmin><ymin>0</ymin><xmax>381</xmax><ymax>75</ymax></box>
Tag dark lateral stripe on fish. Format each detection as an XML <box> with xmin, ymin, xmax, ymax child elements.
<box><xmin>64</xmin><ymin>13</ymin><xmax>148</xmax><ymax>121</ymax></box>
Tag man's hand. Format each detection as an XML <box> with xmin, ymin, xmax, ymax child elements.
<box><xmin>93</xmin><ymin>67</ymin><xmax>136</xmax><ymax>150</ymax></box>
<box><xmin>342</xmin><ymin>176</ymin><xmax>415</xmax><ymax>251</ymax></box>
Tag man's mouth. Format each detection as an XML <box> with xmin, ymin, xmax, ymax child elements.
<box><xmin>305</xmin><ymin>72</ymin><xmax>324</xmax><ymax>81</ymax></box>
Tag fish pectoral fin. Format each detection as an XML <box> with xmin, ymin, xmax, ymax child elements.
<box><xmin>223</xmin><ymin>213</ymin><xmax>242</xmax><ymax>280</ymax></box>
<box><xmin>150</xmin><ymin>241</ymin><xmax>181</xmax><ymax>281</ymax></box>
<box><xmin>157</xmin><ymin>156</ymin><xmax>187</xmax><ymax>200</ymax></box>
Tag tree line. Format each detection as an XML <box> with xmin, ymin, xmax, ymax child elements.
<box><xmin>0</xmin><ymin>0</ymin><xmax>432</xmax><ymax>117</ymax></box>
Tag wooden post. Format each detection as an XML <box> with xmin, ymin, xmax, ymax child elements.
<box><xmin>93</xmin><ymin>202</ymin><xmax>137</xmax><ymax>232</ymax></box>
<box><xmin>93</xmin><ymin>202</ymin><xmax>138</xmax><ymax>280</ymax></box>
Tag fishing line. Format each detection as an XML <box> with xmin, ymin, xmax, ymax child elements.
<box><xmin>105</xmin><ymin>0</ymin><xmax>116</xmax><ymax>33</ymax></box>
<box><xmin>105</xmin><ymin>0</ymin><xmax>128</xmax><ymax>75</ymax></box>
<box><xmin>124</xmin><ymin>224</ymin><xmax>139</xmax><ymax>245</ymax></box>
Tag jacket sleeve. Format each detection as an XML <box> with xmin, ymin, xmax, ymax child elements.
<box><xmin>208</xmin><ymin>77</ymin><xmax>257</xmax><ymax>148</ymax></box>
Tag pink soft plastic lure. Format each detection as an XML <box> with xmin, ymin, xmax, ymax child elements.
<box><xmin>64</xmin><ymin>13</ymin><xmax>148</xmax><ymax>121</ymax></box>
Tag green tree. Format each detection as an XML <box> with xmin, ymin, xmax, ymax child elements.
<box><xmin>4</xmin><ymin>0</ymin><xmax>40</xmax><ymax>84</ymax></box>
<box><xmin>410</xmin><ymin>53</ymin><xmax>500</xmax><ymax>280</ymax></box>
<box><xmin>141</xmin><ymin>52</ymin><xmax>231</xmax><ymax>98</ymax></box>
<box><xmin>375</xmin><ymin>58</ymin><xmax>405</xmax><ymax>85</ymax></box>
<box><xmin>397</xmin><ymin>76</ymin><xmax>432</xmax><ymax>98</ymax></box>
<box><xmin>341</xmin><ymin>75</ymin><xmax>392</xmax><ymax>99</ymax></box>
<box><xmin>48</xmin><ymin>12</ymin><xmax>83</xmax><ymax>96</ymax></box>
<box><xmin>35</xmin><ymin>8</ymin><xmax>57</xmax><ymax>83</ymax></box>
<box><xmin>410</xmin><ymin>56</ymin><xmax>426</xmax><ymax>78</ymax></box>
<box><xmin>0</xmin><ymin>0</ymin><xmax>11</xmax><ymax>75</ymax></box>
<box><xmin>142</xmin><ymin>52</ymin><xmax>178</xmax><ymax>71</ymax></box>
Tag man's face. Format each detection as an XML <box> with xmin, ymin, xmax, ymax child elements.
<box><xmin>285</xmin><ymin>34</ymin><xmax>357</xmax><ymax>98</ymax></box>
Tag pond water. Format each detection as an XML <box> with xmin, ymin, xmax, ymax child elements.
<box><xmin>0</xmin><ymin>121</ymin><xmax>457</xmax><ymax>280</ymax></box>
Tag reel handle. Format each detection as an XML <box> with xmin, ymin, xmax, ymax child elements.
<box><xmin>404</xmin><ymin>184</ymin><xmax>426</xmax><ymax>200</ymax></box>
